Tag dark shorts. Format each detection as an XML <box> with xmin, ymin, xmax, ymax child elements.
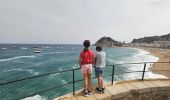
<box><xmin>95</xmin><ymin>67</ymin><xmax>103</xmax><ymax>77</ymax></box>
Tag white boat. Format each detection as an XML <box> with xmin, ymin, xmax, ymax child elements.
<box><xmin>34</xmin><ymin>50</ymin><xmax>42</xmax><ymax>53</ymax></box>
<box><xmin>33</xmin><ymin>47</ymin><xmax>42</xmax><ymax>53</ymax></box>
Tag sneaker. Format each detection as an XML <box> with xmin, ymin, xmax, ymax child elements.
<box><xmin>102</xmin><ymin>88</ymin><xmax>105</xmax><ymax>93</ymax></box>
<box><xmin>88</xmin><ymin>90</ymin><xmax>92</xmax><ymax>95</ymax></box>
<box><xmin>96</xmin><ymin>87</ymin><xmax>102</xmax><ymax>94</ymax></box>
<box><xmin>83</xmin><ymin>89</ymin><xmax>88</xmax><ymax>97</ymax></box>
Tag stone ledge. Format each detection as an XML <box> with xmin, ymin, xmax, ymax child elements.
<box><xmin>54</xmin><ymin>79</ymin><xmax>170</xmax><ymax>100</ymax></box>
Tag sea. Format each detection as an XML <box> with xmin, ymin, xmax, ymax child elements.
<box><xmin>0</xmin><ymin>44</ymin><xmax>165</xmax><ymax>100</ymax></box>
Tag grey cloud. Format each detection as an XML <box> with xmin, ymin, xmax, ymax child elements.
<box><xmin>0</xmin><ymin>0</ymin><xmax>170</xmax><ymax>44</ymax></box>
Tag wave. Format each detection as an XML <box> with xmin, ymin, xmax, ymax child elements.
<box><xmin>1</xmin><ymin>68</ymin><xmax>39</xmax><ymax>75</ymax></box>
<box><xmin>44</xmin><ymin>51</ymin><xmax>74</xmax><ymax>55</ymax></box>
<box><xmin>58</xmin><ymin>68</ymin><xmax>63</xmax><ymax>71</ymax></box>
<box><xmin>61</xmin><ymin>80</ymin><xmax>67</xmax><ymax>84</ymax></box>
<box><xmin>26</xmin><ymin>69</ymin><xmax>40</xmax><ymax>75</ymax></box>
<box><xmin>72</xmin><ymin>64</ymin><xmax>79</xmax><ymax>69</ymax></box>
<box><xmin>1</xmin><ymin>48</ymin><xmax>7</xmax><ymax>50</ymax></box>
<box><xmin>48</xmin><ymin>73</ymin><xmax>60</xmax><ymax>79</ymax></box>
<box><xmin>106</xmin><ymin>58</ymin><xmax>125</xmax><ymax>64</ymax></box>
<box><xmin>1</xmin><ymin>69</ymin><xmax>23</xmax><ymax>73</ymax></box>
<box><xmin>45</xmin><ymin>46</ymin><xmax>50</xmax><ymax>49</ymax></box>
<box><xmin>21</xmin><ymin>47</ymin><xmax>29</xmax><ymax>50</ymax></box>
<box><xmin>136</xmin><ymin>48</ymin><xmax>159</xmax><ymax>62</ymax></box>
<box><xmin>125</xmin><ymin>48</ymin><xmax>163</xmax><ymax>79</ymax></box>
<box><xmin>122</xmin><ymin>48</ymin><xmax>159</xmax><ymax>63</ymax></box>
<box><xmin>57</xmin><ymin>47</ymin><xmax>63</xmax><ymax>49</ymax></box>
<box><xmin>144</xmin><ymin>72</ymin><xmax>168</xmax><ymax>79</ymax></box>
<box><xmin>21</xmin><ymin>95</ymin><xmax>46</xmax><ymax>100</ymax></box>
<box><xmin>0</xmin><ymin>55</ymin><xmax>36</xmax><ymax>62</ymax></box>
<box><xmin>105</xmin><ymin>48</ymin><xmax>162</xmax><ymax>80</ymax></box>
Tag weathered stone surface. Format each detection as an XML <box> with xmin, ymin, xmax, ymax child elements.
<box><xmin>93</xmin><ymin>87</ymin><xmax>111</xmax><ymax>100</ymax></box>
<box><xmin>142</xmin><ymin>81</ymin><xmax>158</xmax><ymax>92</ymax></box>
<box><xmin>128</xmin><ymin>81</ymin><xmax>150</xmax><ymax>94</ymax></box>
<box><xmin>149</xmin><ymin>80</ymin><xmax>170</xmax><ymax>90</ymax></box>
<box><xmin>121</xmin><ymin>82</ymin><xmax>138</xmax><ymax>94</ymax></box>
<box><xmin>106</xmin><ymin>84</ymin><xmax>129</xmax><ymax>99</ymax></box>
<box><xmin>54</xmin><ymin>79</ymin><xmax>170</xmax><ymax>100</ymax></box>
<box><xmin>75</xmin><ymin>91</ymin><xmax>96</xmax><ymax>100</ymax></box>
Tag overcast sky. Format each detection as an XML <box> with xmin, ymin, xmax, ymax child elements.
<box><xmin>0</xmin><ymin>0</ymin><xmax>170</xmax><ymax>44</ymax></box>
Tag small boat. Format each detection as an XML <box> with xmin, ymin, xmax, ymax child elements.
<box><xmin>33</xmin><ymin>47</ymin><xmax>42</xmax><ymax>53</ymax></box>
<box><xmin>34</xmin><ymin>50</ymin><xmax>42</xmax><ymax>53</ymax></box>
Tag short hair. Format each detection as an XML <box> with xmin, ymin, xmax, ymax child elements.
<box><xmin>96</xmin><ymin>45</ymin><xmax>102</xmax><ymax>51</ymax></box>
<box><xmin>83</xmin><ymin>40</ymin><xmax>90</xmax><ymax>48</ymax></box>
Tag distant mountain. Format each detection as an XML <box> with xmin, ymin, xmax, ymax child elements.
<box><xmin>94</xmin><ymin>36</ymin><xmax>122</xmax><ymax>47</ymax></box>
<box><xmin>132</xmin><ymin>33</ymin><xmax>170</xmax><ymax>43</ymax></box>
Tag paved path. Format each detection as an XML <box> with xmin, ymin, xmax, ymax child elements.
<box><xmin>54</xmin><ymin>79</ymin><xmax>170</xmax><ymax>100</ymax></box>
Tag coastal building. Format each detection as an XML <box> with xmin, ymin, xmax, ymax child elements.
<box><xmin>131</xmin><ymin>41</ymin><xmax>170</xmax><ymax>49</ymax></box>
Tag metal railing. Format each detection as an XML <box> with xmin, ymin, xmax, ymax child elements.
<box><xmin>0</xmin><ymin>61</ymin><xmax>170</xmax><ymax>99</ymax></box>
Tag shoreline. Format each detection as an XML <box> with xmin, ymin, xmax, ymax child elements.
<box><xmin>139</xmin><ymin>47</ymin><xmax>170</xmax><ymax>78</ymax></box>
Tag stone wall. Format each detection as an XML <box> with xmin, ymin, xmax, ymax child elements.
<box><xmin>113</xmin><ymin>90</ymin><xmax>170</xmax><ymax>100</ymax></box>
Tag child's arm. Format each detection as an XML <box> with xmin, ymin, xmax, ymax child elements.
<box><xmin>79</xmin><ymin>56</ymin><xmax>82</xmax><ymax>68</ymax></box>
<box><xmin>94</xmin><ymin>55</ymin><xmax>97</xmax><ymax>67</ymax></box>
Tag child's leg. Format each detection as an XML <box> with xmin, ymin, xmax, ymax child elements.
<box><xmin>97</xmin><ymin>77</ymin><xmax>100</xmax><ymax>88</ymax></box>
<box><xmin>98</xmin><ymin>76</ymin><xmax>102</xmax><ymax>88</ymax></box>
<box><xmin>87</xmin><ymin>64</ymin><xmax>93</xmax><ymax>91</ymax></box>
<box><xmin>87</xmin><ymin>73</ymin><xmax>92</xmax><ymax>91</ymax></box>
<box><xmin>99</xmin><ymin>76</ymin><xmax>104</xmax><ymax>88</ymax></box>
<box><xmin>83</xmin><ymin>74</ymin><xmax>88</xmax><ymax>92</ymax></box>
<box><xmin>95</xmin><ymin>67</ymin><xmax>100</xmax><ymax>88</ymax></box>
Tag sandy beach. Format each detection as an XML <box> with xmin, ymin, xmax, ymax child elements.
<box><xmin>141</xmin><ymin>47</ymin><xmax>170</xmax><ymax>78</ymax></box>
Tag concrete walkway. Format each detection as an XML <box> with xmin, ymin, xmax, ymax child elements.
<box><xmin>54</xmin><ymin>79</ymin><xmax>170</xmax><ymax>100</ymax></box>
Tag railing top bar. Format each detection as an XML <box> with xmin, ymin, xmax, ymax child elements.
<box><xmin>107</xmin><ymin>61</ymin><xmax>169</xmax><ymax>66</ymax></box>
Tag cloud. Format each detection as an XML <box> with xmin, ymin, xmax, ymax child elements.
<box><xmin>0</xmin><ymin>0</ymin><xmax>170</xmax><ymax>43</ymax></box>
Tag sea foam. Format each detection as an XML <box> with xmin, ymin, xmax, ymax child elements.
<box><xmin>44</xmin><ymin>51</ymin><xmax>74</xmax><ymax>55</ymax></box>
<box><xmin>0</xmin><ymin>55</ymin><xmax>36</xmax><ymax>62</ymax></box>
<box><xmin>124</xmin><ymin>48</ymin><xmax>164</xmax><ymax>79</ymax></box>
<box><xmin>21</xmin><ymin>95</ymin><xmax>46</xmax><ymax>100</ymax></box>
<box><xmin>1</xmin><ymin>48</ymin><xmax>7</xmax><ymax>50</ymax></box>
<box><xmin>1</xmin><ymin>68</ymin><xmax>39</xmax><ymax>75</ymax></box>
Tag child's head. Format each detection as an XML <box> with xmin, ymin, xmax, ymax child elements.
<box><xmin>96</xmin><ymin>45</ymin><xmax>102</xmax><ymax>52</ymax></box>
<box><xmin>83</xmin><ymin>40</ymin><xmax>90</xmax><ymax>48</ymax></box>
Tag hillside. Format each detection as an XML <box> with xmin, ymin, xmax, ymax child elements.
<box><xmin>94</xmin><ymin>36</ymin><xmax>122</xmax><ymax>47</ymax></box>
<box><xmin>132</xmin><ymin>33</ymin><xmax>170</xmax><ymax>43</ymax></box>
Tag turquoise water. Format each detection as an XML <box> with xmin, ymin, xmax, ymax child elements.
<box><xmin>0</xmin><ymin>44</ymin><xmax>159</xmax><ymax>100</ymax></box>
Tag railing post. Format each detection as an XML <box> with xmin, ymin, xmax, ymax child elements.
<box><xmin>73</xmin><ymin>69</ymin><xmax>75</xmax><ymax>95</ymax></box>
<box><xmin>111</xmin><ymin>65</ymin><xmax>115</xmax><ymax>85</ymax></box>
<box><xmin>142</xmin><ymin>63</ymin><xmax>146</xmax><ymax>80</ymax></box>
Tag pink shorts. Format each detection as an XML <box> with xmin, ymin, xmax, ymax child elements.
<box><xmin>81</xmin><ymin>64</ymin><xmax>92</xmax><ymax>75</ymax></box>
